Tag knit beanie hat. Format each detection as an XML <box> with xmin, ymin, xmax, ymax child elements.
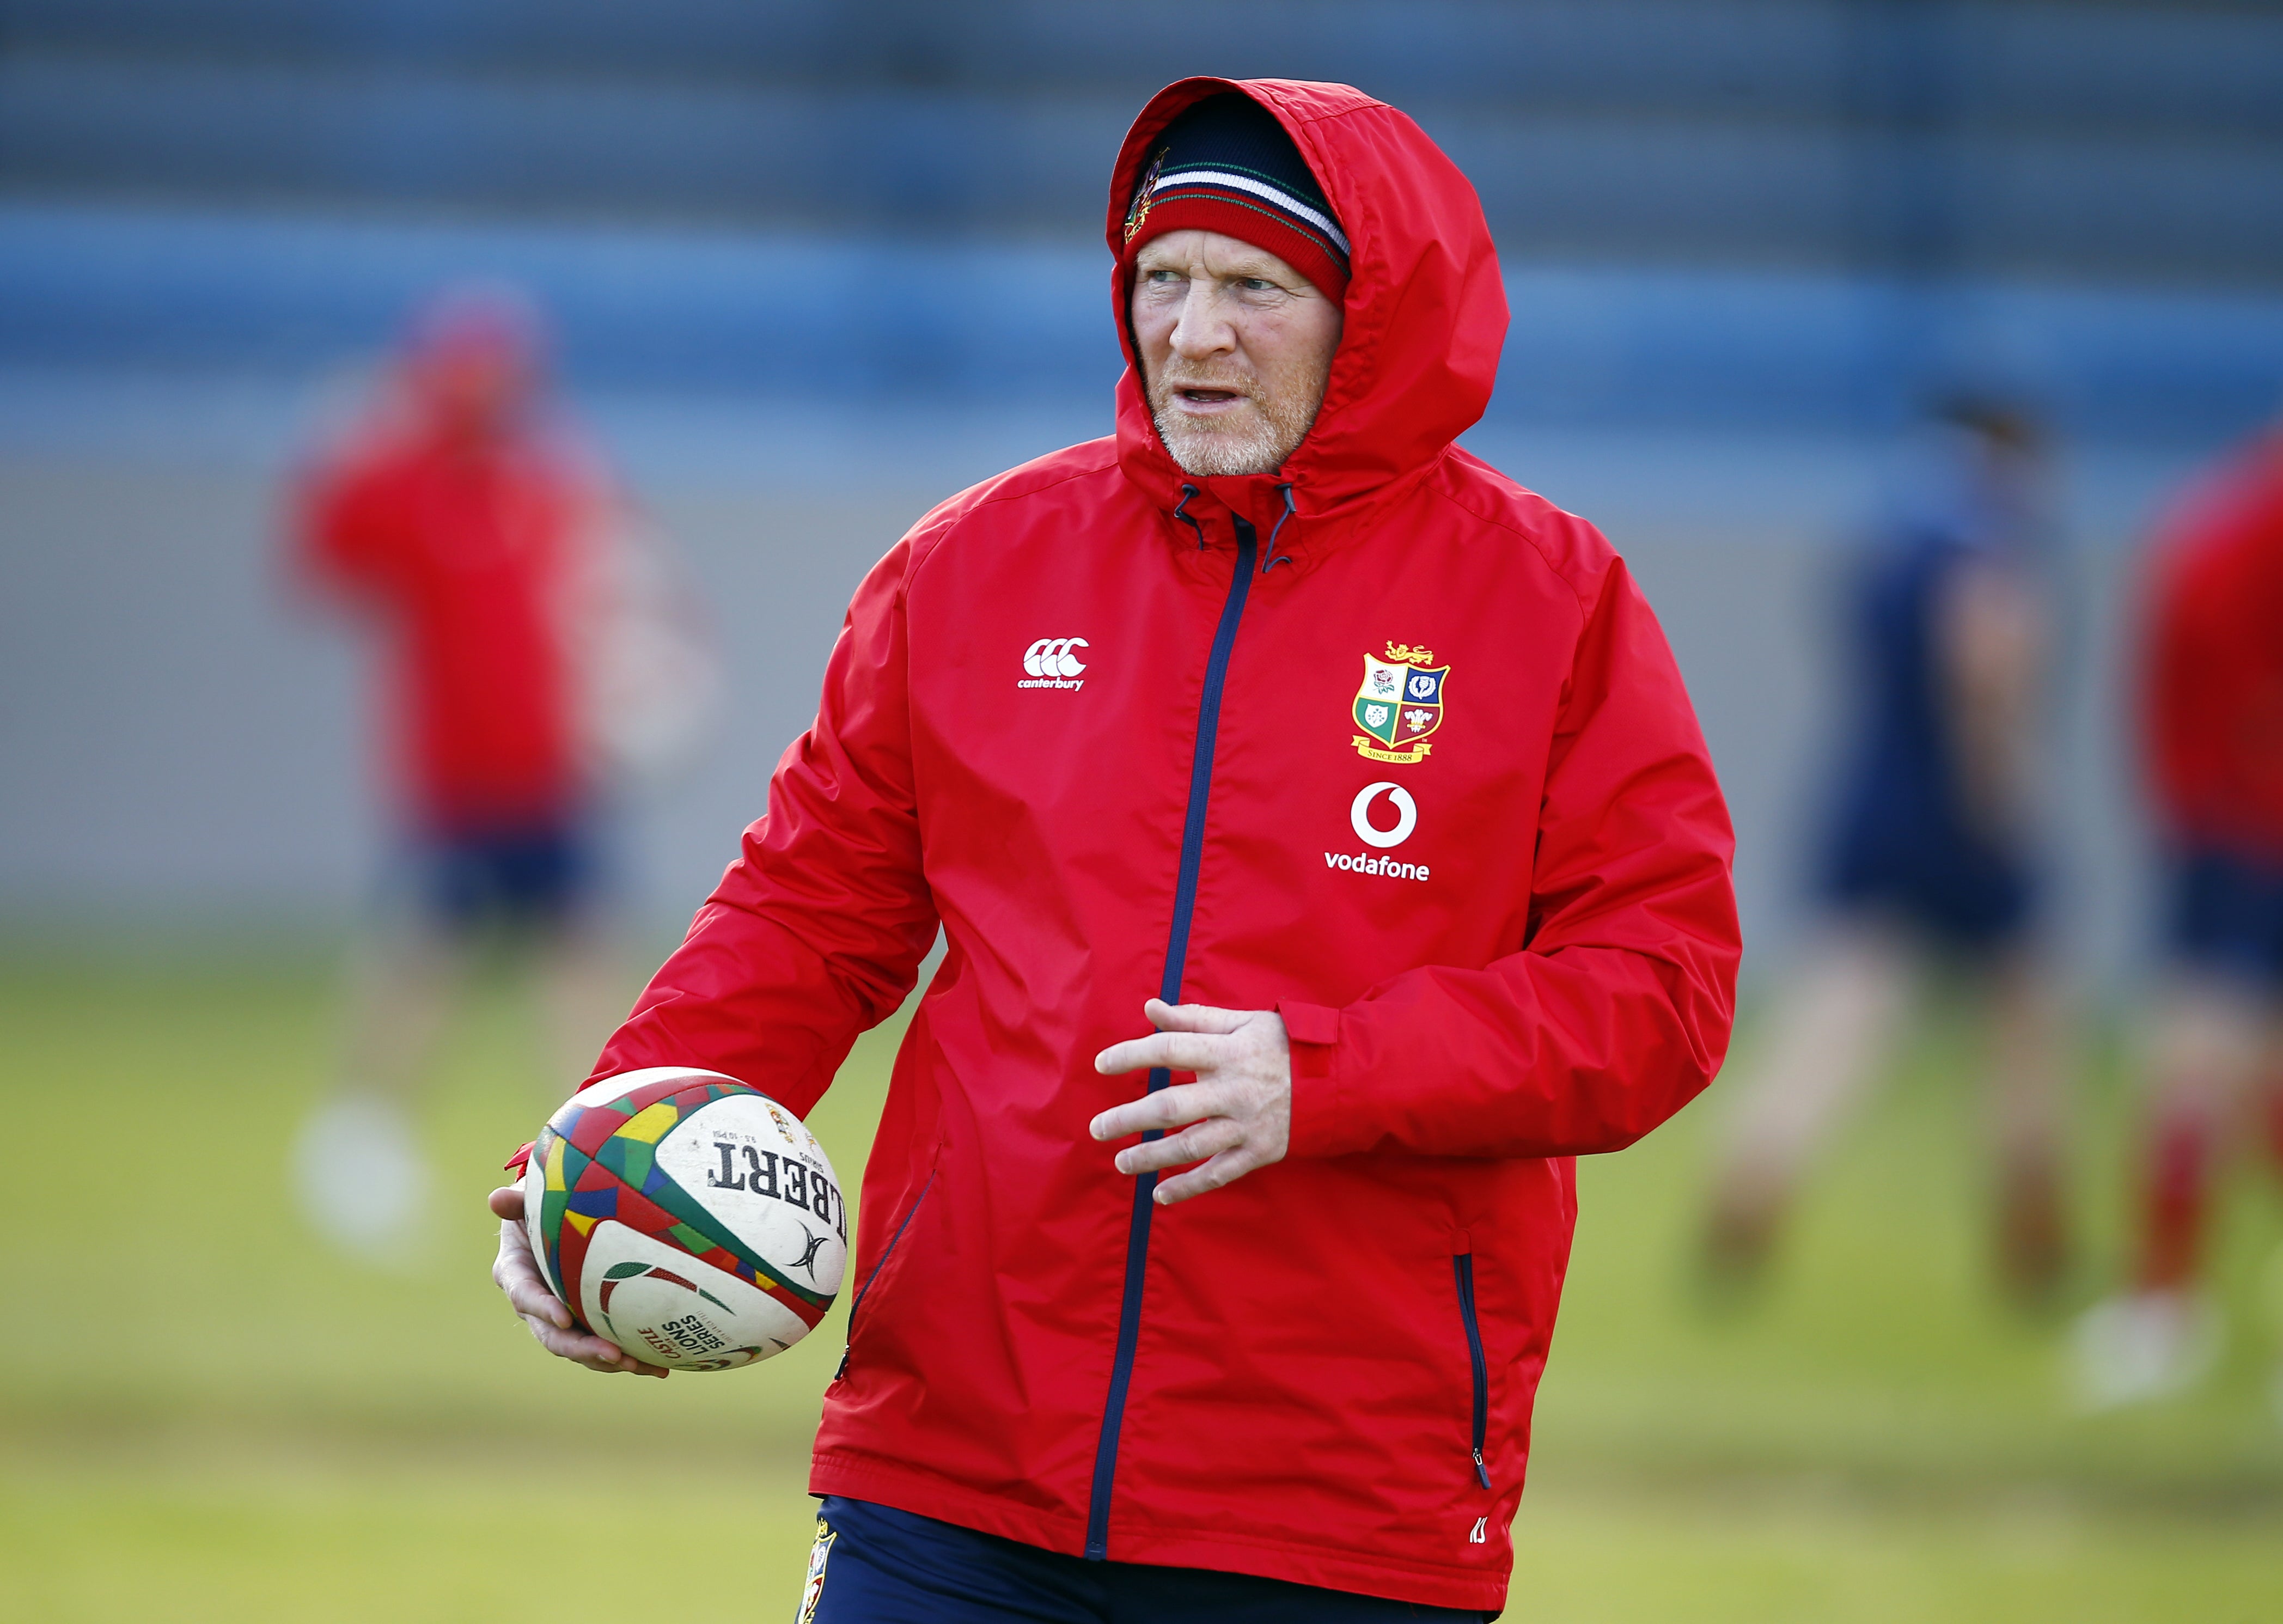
<box><xmin>1121</xmin><ymin>93</ymin><xmax>1351</xmax><ymax>300</ymax></box>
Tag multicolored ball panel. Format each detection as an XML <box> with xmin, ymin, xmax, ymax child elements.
<box><xmin>521</xmin><ymin>1070</ymin><xmax>847</xmax><ymax>1371</ymax></box>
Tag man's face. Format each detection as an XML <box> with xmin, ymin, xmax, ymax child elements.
<box><xmin>410</xmin><ymin>341</ymin><xmax>535</xmax><ymax>443</ymax></box>
<box><xmin>1131</xmin><ymin>229</ymin><xmax>1344</xmax><ymax>479</ymax></box>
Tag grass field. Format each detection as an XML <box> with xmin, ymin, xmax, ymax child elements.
<box><xmin>3</xmin><ymin>945</ymin><xmax>2280</xmax><ymax>1621</ymax></box>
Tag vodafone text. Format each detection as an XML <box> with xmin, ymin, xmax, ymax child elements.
<box><xmin>1326</xmin><ymin>850</ymin><xmax>1431</xmax><ymax>881</ymax></box>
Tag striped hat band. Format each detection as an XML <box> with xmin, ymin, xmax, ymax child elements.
<box><xmin>1145</xmin><ymin>164</ymin><xmax>1351</xmax><ymax>258</ymax></box>
<box><xmin>1121</xmin><ymin>93</ymin><xmax>1351</xmax><ymax>300</ymax></box>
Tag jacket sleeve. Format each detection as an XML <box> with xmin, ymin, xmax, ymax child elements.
<box><xmin>583</xmin><ymin>539</ymin><xmax>940</xmax><ymax>1117</ymax></box>
<box><xmin>1280</xmin><ymin>557</ymin><xmax>1738</xmax><ymax>1161</ymax></box>
<box><xmin>294</xmin><ymin>451</ymin><xmax>391</xmax><ymax>601</ymax></box>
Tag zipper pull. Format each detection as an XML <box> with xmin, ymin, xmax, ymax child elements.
<box><xmin>1473</xmin><ymin>1448</ymin><xmax>1491</xmax><ymax>1489</ymax></box>
<box><xmin>834</xmin><ymin>1344</ymin><xmax>851</xmax><ymax>1381</ymax></box>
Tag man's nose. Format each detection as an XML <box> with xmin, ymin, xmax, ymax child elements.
<box><xmin>1169</xmin><ymin>285</ymin><xmax>1235</xmax><ymax>359</ymax></box>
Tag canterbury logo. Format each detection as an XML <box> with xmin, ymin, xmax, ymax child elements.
<box><xmin>1020</xmin><ymin>637</ymin><xmax>1089</xmax><ymax>689</ymax></box>
<box><xmin>1024</xmin><ymin>637</ymin><xmax>1088</xmax><ymax>677</ymax></box>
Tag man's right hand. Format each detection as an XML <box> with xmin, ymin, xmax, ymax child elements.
<box><xmin>487</xmin><ymin>1185</ymin><xmax>669</xmax><ymax>1377</ymax></box>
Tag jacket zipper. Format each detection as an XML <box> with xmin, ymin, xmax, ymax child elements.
<box><xmin>1084</xmin><ymin>508</ymin><xmax>1260</xmax><ymax>1560</ymax></box>
<box><xmin>1453</xmin><ymin>1253</ymin><xmax>1492</xmax><ymax>1489</ymax></box>
<box><xmin>832</xmin><ymin>1170</ymin><xmax>935</xmax><ymax>1381</ymax></box>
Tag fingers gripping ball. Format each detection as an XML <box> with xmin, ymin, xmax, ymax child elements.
<box><xmin>521</xmin><ymin>1069</ymin><xmax>847</xmax><ymax>1371</ymax></box>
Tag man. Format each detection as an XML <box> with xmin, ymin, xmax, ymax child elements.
<box><xmin>2073</xmin><ymin>419</ymin><xmax>2283</xmax><ymax>1411</ymax></box>
<box><xmin>491</xmin><ymin>80</ymin><xmax>1737</xmax><ymax>1619</ymax></box>
<box><xmin>1702</xmin><ymin>400</ymin><xmax>2072</xmax><ymax>1305</ymax></box>
<box><xmin>294</xmin><ymin>286</ymin><xmax>646</xmax><ymax>1257</ymax></box>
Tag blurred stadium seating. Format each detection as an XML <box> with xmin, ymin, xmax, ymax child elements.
<box><xmin>3</xmin><ymin>0</ymin><xmax>2281</xmax><ymax>437</ymax></box>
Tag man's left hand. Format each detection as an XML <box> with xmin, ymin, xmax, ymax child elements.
<box><xmin>1092</xmin><ymin>999</ymin><xmax>1291</xmax><ymax>1205</ymax></box>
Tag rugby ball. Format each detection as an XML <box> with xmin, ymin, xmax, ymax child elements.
<box><xmin>521</xmin><ymin>1069</ymin><xmax>846</xmax><ymax>1371</ymax></box>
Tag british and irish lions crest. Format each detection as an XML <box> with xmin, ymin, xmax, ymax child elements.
<box><xmin>1352</xmin><ymin>643</ymin><xmax>1448</xmax><ymax>764</ymax></box>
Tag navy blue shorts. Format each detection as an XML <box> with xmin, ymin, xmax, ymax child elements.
<box><xmin>408</xmin><ymin>817</ymin><xmax>597</xmax><ymax>932</ymax></box>
<box><xmin>1820</xmin><ymin>784</ymin><xmax>2034</xmax><ymax>955</ymax></box>
<box><xmin>2167</xmin><ymin>844</ymin><xmax>2283</xmax><ymax>990</ymax></box>
<box><xmin>798</xmin><ymin>1497</ymin><xmax>1490</xmax><ymax>1624</ymax></box>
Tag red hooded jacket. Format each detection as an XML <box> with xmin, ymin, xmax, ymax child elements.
<box><xmin>589</xmin><ymin>80</ymin><xmax>1738</xmax><ymax>1613</ymax></box>
<box><xmin>2142</xmin><ymin>427</ymin><xmax>2283</xmax><ymax>863</ymax></box>
<box><xmin>301</xmin><ymin>423</ymin><xmax>593</xmax><ymax>831</ymax></box>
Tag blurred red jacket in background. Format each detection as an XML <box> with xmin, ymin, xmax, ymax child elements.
<box><xmin>298</xmin><ymin>307</ymin><xmax>597</xmax><ymax>832</ymax></box>
<box><xmin>2144</xmin><ymin>428</ymin><xmax>2283</xmax><ymax>861</ymax></box>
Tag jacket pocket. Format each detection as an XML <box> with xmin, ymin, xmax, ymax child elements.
<box><xmin>834</xmin><ymin>1170</ymin><xmax>935</xmax><ymax>1381</ymax></box>
<box><xmin>1452</xmin><ymin>1252</ymin><xmax>1492</xmax><ymax>1489</ymax></box>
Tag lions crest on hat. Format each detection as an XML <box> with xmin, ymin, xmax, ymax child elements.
<box><xmin>1124</xmin><ymin>147</ymin><xmax>1169</xmax><ymax>245</ymax></box>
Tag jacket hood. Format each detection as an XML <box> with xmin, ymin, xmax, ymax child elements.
<box><xmin>1108</xmin><ymin>78</ymin><xmax>1509</xmax><ymax>543</ymax></box>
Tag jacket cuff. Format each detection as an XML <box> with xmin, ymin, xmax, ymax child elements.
<box><xmin>1278</xmin><ymin>999</ymin><xmax>1353</xmax><ymax>1158</ymax></box>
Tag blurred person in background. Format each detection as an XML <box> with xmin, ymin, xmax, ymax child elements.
<box><xmin>290</xmin><ymin>284</ymin><xmax>714</xmax><ymax>1260</ymax></box>
<box><xmin>2073</xmin><ymin>417</ymin><xmax>2283</xmax><ymax>1412</ymax></box>
<box><xmin>1703</xmin><ymin>398</ymin><xmax>2071</xmax><ymax>1305</ymax></box>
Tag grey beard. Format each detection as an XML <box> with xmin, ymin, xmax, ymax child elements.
<box><xmin>1153</xmin><ymin>407</ymin><xmax>1289</xmax><ymax>478</ymax></box>
<box><xmin>1150</xmin><ymin>385</ymin><xmax>1324</xmax><ymax>479</ymax></box>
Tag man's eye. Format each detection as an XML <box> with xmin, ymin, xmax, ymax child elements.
<box><xmin>1239</xmin><ymin>278</ymin><xmax>1273</xmax><ymax>292</ymax></box>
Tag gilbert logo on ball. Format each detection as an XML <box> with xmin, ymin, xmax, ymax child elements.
<box><xmin>516</xmin><ymin>1069</ymin><xmax>847</xmax><ymax>1371</ymax></box>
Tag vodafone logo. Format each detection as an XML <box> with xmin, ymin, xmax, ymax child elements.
<box><xmin>1020</xmin><ymin>637</ymin><xmax>1088</xmax><ymax>690</ymax></box>
<box><xmin>1350</xmin><ymin>782</ymin><xmax>1417</xmax><ymax>848</ymax></box>
<box><xmin>1326</xmin><ymin>782</ymin><xmax>1430</xmax><ymax>883</ymax></box>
